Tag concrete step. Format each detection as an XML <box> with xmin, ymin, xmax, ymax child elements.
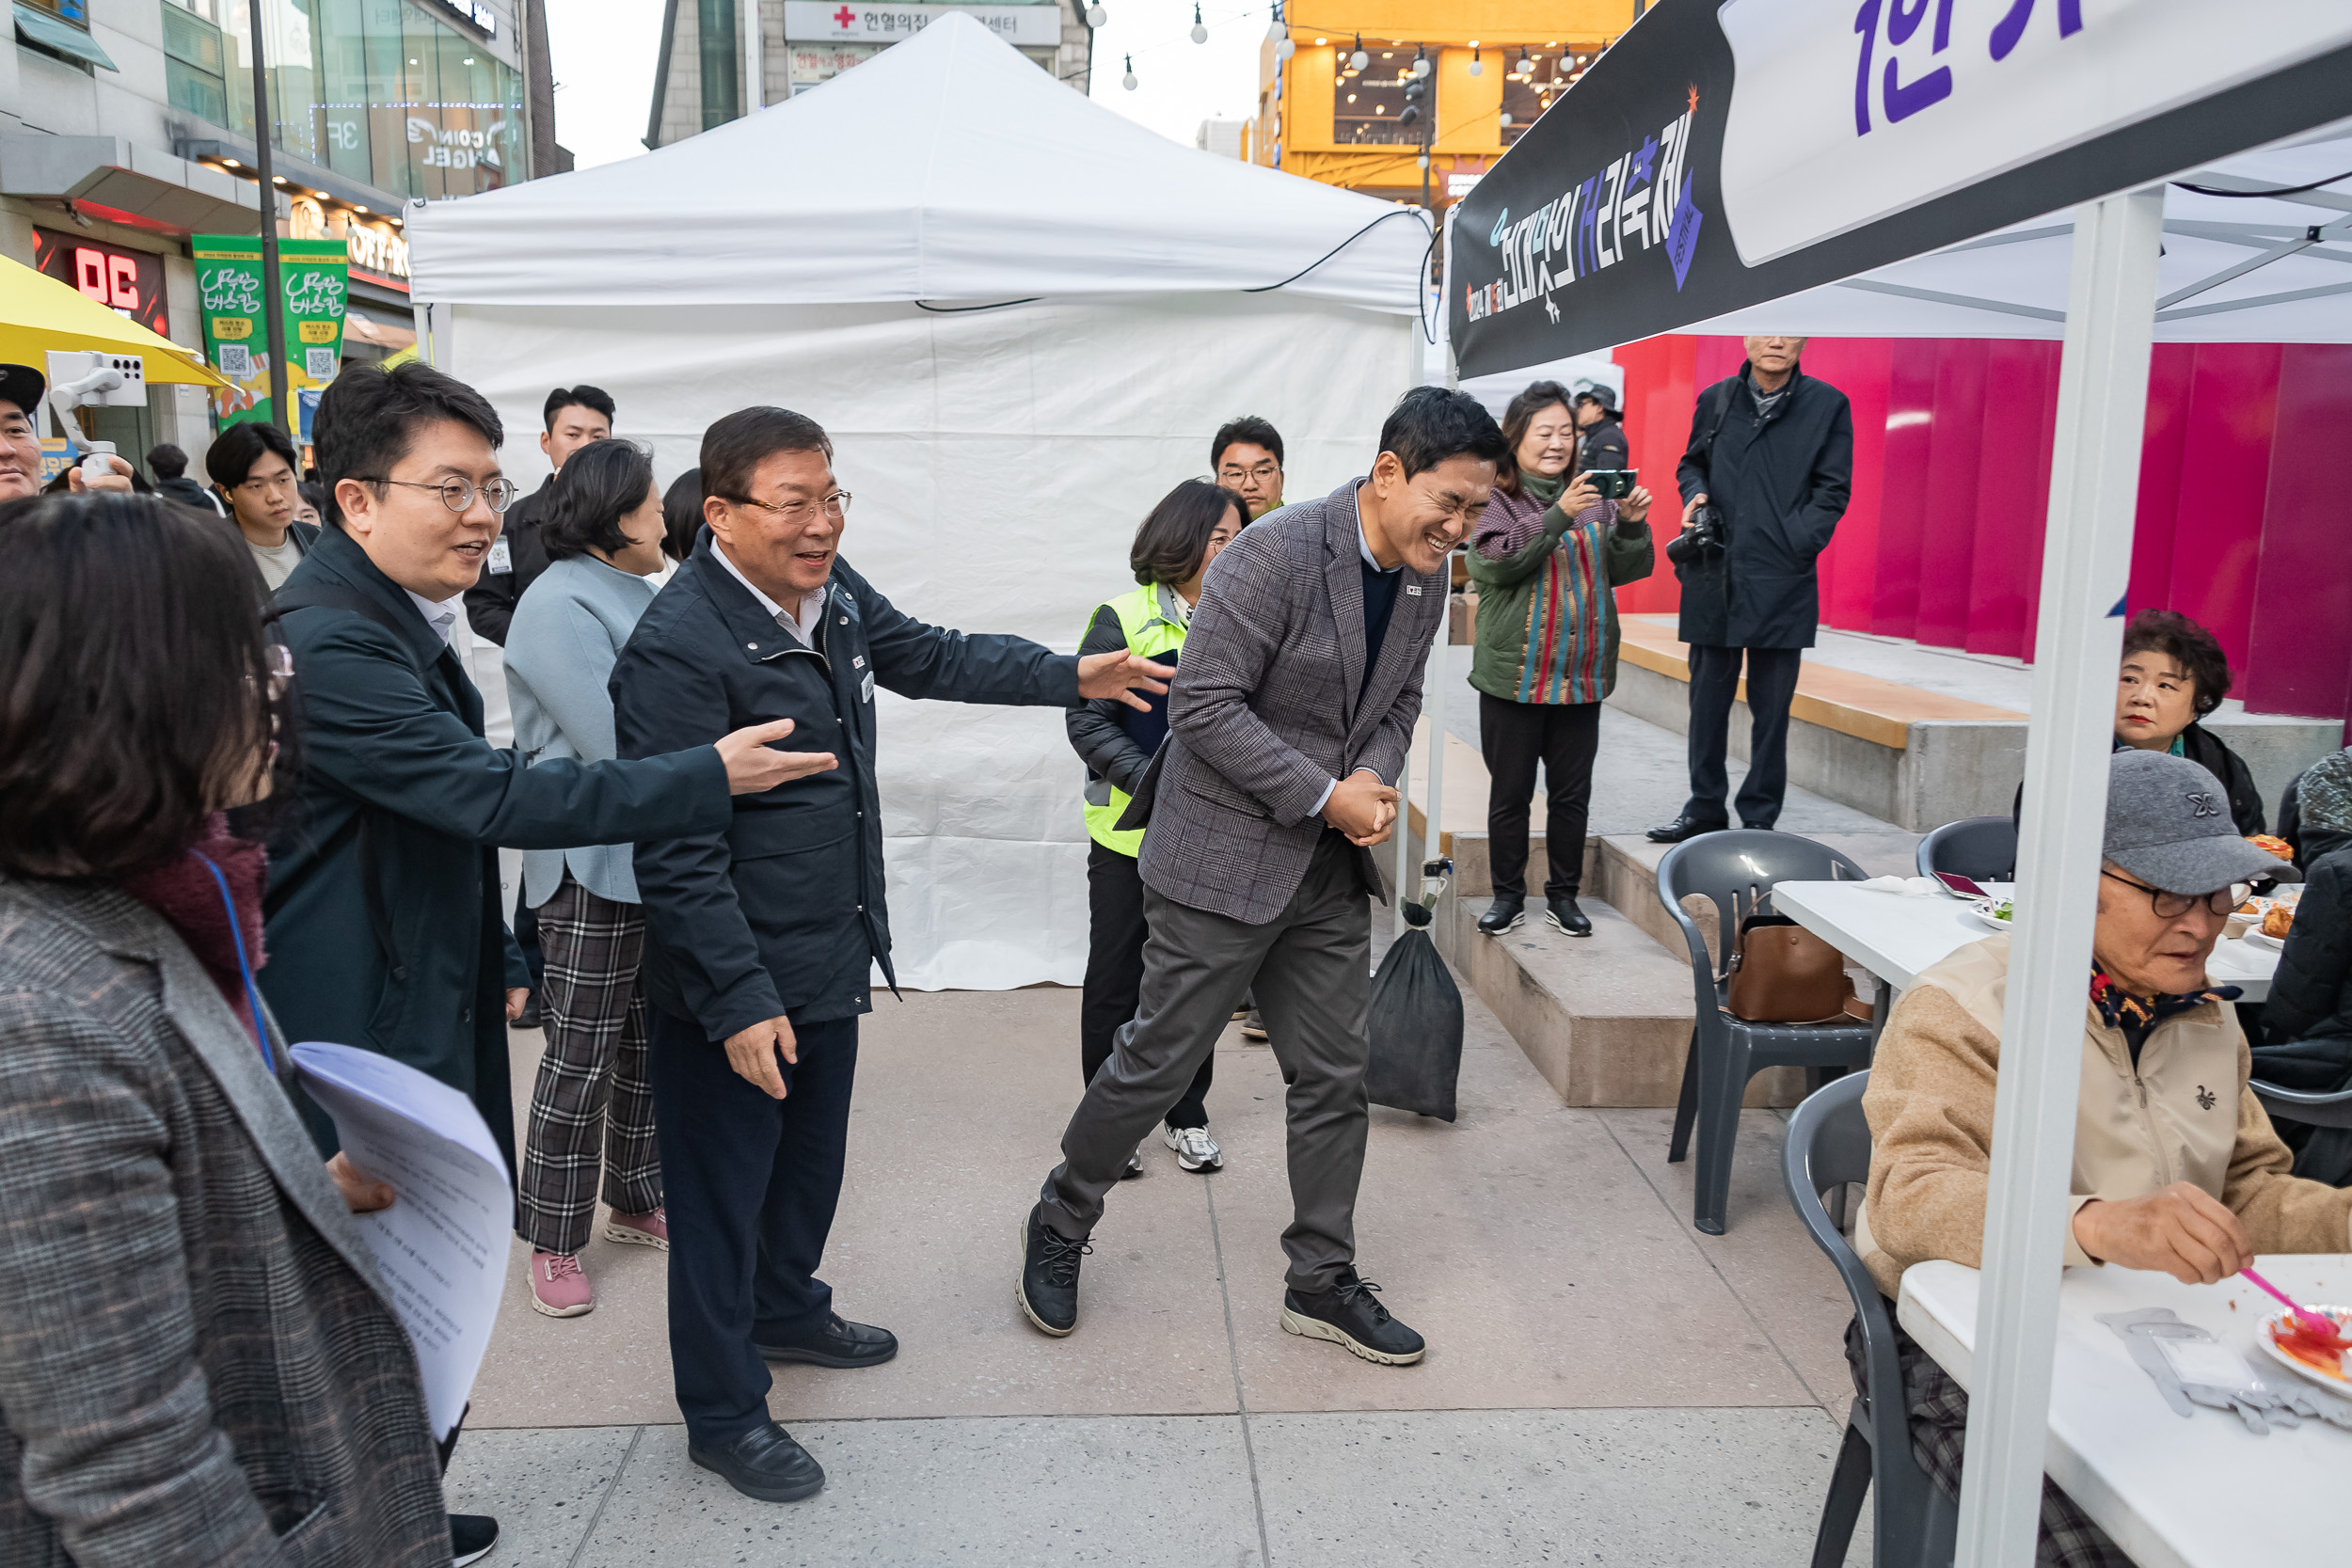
<box><xmin>1427</xmin><ymin>879</ymin><xmax>1804</xmax><ymax>1109</ymax></box>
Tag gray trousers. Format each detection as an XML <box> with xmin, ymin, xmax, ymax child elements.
<box><xmin>1041</xmin><ymin>831</ymin><xmax>1372</xmax><ymax>1291</ymax></box>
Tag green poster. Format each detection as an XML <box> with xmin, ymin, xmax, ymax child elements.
<box><xmin>194</xmin><ymin>235</ymin><xmax>349</xmax><ymax>430</ymax></box>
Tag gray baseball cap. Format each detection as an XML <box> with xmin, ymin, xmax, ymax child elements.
<box><xmin>2104</xmin><ymin>749</ymin><xmax>2282</xmax><ymax>894</ymax></box>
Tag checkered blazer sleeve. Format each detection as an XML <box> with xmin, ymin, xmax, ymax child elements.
<box><xmin>0</xmin><ymin>985</ymin><xmax>283</xmax><ymax>1565</ymax></box>
<box><xmin>1165</xmin><ymin>527</ymin><xmax>1336</xmax><ymax>828</ymax></box>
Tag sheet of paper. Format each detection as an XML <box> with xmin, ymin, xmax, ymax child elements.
<box><xmin>292</xmin><ymin>1041</ymin><xmax>511</xmax><ymax>1440</ymax></box>
<box><xmin>2158</xmin><ymin>1336</ymin><xmax>2251</xmax><ymax>1389</ymax></box>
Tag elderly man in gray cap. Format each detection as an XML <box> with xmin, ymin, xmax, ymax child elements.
<box><xmin>1851</xmin><ymin>748</ymin><xmax>2352</xmax><ymax>1567</ymax></box>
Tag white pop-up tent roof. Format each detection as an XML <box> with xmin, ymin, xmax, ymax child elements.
<box><xmin>406</xmin><ymin>11</ymin><xmax>1427</xmax><ymax>311</ymax></box>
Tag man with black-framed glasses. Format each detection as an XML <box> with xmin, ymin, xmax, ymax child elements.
<box><xmin>610</xmin><ymin>404</ymin><xmax>1172</xmax><ymax>1505</ymax></box>
<box><xmin>1213</xmin><ymin>414</ymin><xmax>1288</xmax><ymax>521</ymax></box>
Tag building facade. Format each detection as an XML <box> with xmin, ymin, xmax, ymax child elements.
<box><xmin>645</xmin><ymin>0</ymin><xmax>1091</xmax><ymax>150</ymax></box>
<box><xmin>4</xmin><ymin>0</ymin><xmax>565</xmax><ymax>467</ymax></box>
<box><xmin>1253</xmin><ymin>0</ymin><xmax>1638</xmax><ymax>208</ymax></box>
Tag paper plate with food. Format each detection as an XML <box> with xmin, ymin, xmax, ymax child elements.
<box><xmin>1966</xmin><ymin>895</ymin><xmax>2013</xmax><ymax>934</ymax></box>
<box><xmin>2256</xmin><ymin>1304</ymin><xmax>2352</xmax><ymax>1389</ymax></box>
<box><xmin>2245</xmin><ymin>897</ymin><xmax>2300</xmax><ymax>950</ymax></box>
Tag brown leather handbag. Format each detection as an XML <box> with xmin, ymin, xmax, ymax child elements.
<box><xmin>1724</xmin><ymin>913</ymin><xmax>1854</xmax><ymax>1023</ymax></box>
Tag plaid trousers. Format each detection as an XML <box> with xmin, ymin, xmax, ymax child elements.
<box><xmin>516</xmin><ymin>874</ymin><xmax>661</xmax><ymax>1255</ymax></box>
<box><xmin>1846</xmin><ymin>1314</ymin><xmax>2137</xmax><ymax>1568</ymax></box>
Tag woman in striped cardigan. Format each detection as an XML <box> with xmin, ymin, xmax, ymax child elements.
<box><xmin>1466</xmin><ymin>380</ymin><xmax>1655</xmax><ymax>939</ymax></box>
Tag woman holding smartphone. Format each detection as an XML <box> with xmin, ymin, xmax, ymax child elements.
<box><xmin>1467</xmin><ymin>380</ymin><xmax>1654</xmax><ymax>940</ymax></box>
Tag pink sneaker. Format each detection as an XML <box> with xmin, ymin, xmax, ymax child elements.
<box><xmin>528</xmin><ymin>1250</ymin><xmax>594</xmax><ymax>1317</ymax></box>
<box><xmin>605</xmin><ymin>1208</ymin><xmax>669</xmax><ymax>1251</ymax></box>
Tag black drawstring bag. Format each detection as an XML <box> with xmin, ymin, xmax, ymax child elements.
<box><xmin>1364</xmin><ymin>901</ymin><xmax>1464</xmax><ymax>1121</ymax></box>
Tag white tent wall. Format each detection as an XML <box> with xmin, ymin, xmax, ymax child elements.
<box><xmin>441</xmin><ymin>292</ymin><xmax>1414</xmax><ymax>990</ymax></box>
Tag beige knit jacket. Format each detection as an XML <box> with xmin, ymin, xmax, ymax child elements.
<box><xmin>1856</xmin><ymin>933</ymin><xmax>2352</xmax><ymax>1299</ymax></box>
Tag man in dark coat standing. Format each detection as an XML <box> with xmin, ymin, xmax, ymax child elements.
<box><xmin>610</xmin><ymin>406</ymin><xmax>1170</xmax><ymax>1506</ymax></box>
<box><xmin>462</xmin><ymin>384</ymin><xmax>614</xmax><ymax>645</ymax></box>
<box><xmin>1648</xmin><ymin>336</ymin><xmax>1852</xmax><ymax>841</ymax></box>
<box><xmin>263</xmin><ymin>366</ymin><xmax>833</xmax><ymax>1177</ymax></box>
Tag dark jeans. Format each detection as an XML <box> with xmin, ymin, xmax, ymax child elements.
<box><xmin>1684</xmin><ymin>643</ymin><xmax>1804</xmax><ymax>829</ymax></box>
<box><xmin>647</xmin><ymin>1004</ymin><xmax>859</xmax><ymax>1447</ymax></box>
<box><xmin>1082</xmin><ymin>841</ymin><xmax>1212</xmax><ymax>1130</ymax></box>
<box><xmin>1478</xmin><ymin>692</ymin><xmax>1602</xmax><ymax>901</ymax></box>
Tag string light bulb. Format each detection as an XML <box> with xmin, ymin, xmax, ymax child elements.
<box><xmin>1469</xmin><ymin>43</ymin><xmax>1482</xmax><ymax>75</ymax></box>
<box><xmin>1086</xmin><ymin>2</ymin><xmax>1104</xmax><ymax>24</ymax></box>
<box><xmin>1517</xmin><ymin>52</ymin><xmax>1534</xmax><ymax>73</ymax></box>
<box><xmin>1349</xmin><ymin>34</ymin><xmax>1367</xmax><ymax>71</ymax></box>
<box><xmin>1499</xmin><ymin>112</ymin><xmax>1513</xmax><ymax>126</ymax></box>
<box><xmin>1277</xmin><ymin>37</ymin><xmax>1295</xmax><ymax>59</ymax></box>
<box><xmin>1265</xmin><ymin>2</ymin><xmax>1283</xmax><ymax>43</ymax></box>
<box><xmin>1122</xmin><ymin>53</ymin><xmax>1136</xmax><ymax>89</ymax></box>
<box><xmin>1190</xmin><ymin>4</ymin><xmax>1206</xmax><ymax>44</ymax></box>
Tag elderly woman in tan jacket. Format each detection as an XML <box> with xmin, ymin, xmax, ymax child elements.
<box><xmin>1856</xmin><ymin>748</ymin><xmax>2352</xmax><ymax>1568</ymax></box>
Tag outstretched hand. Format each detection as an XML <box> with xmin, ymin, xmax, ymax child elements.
<box><xmin>714</xmin><ymin>718</ymin><xmax>839</xmax><ymax>795</ymax></box>
<box><xmin>1076</xmin><ymin>650</ymin><xmax>1174</xmax><ymax>713</ymax></box>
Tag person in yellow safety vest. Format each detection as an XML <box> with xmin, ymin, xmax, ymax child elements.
<box><xmin>1067</xmin><ymin>479</ymin><xmax>1247</xmax><ymax>1176</ymax></box>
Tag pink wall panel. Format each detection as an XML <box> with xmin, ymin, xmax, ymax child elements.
<box><xmin>2242</xmin><ymin>344</ymin><xmax>2352</xmax><ymax>722</ymax></box>
<box><xmin>2016</xmin><ymin>346</ymin><xmax>2065</xmax><ymax>665</ymax></box>
<box><xmin>2129</xmin><ymin>346</ymin><xmax>2195</xmax><ymax>629</ymax></box>
<box><xmin>2159</xmin><ymin>342</ymin><xmax>2280</xmax><ymax>673</ymax></box>
<box><xmin>1914</xmin><ymin>341</ymin><xmax>1991</xmax><ymax>648</ymax></box>
<box><xmin>1809</xmin><ymin>337</ymin><xmax>1892</xmax><ymax>631</ymax></box>
<box><xmin>1963</xmin><ymin>339</ymin><xmax>2058</xmax><ymax>658</ymax></box>
<box><xmin>1870</xmin><ymin>342</ymin><xmax>1939</xmax><ymax>640</ymax></box>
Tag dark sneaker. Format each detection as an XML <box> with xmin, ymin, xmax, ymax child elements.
<box><xmin>1279</xmin><ymin>1270</ymin><xmax>1426</xmax><ymax>1366</ymax></box>
<box><xmin>689</xmin><ymin>1419</ymin><xmax>825</xmax><ymax>1503</ymax></box>
<box><xmin>451</xmin><ymin>1513</ymin><xmax>499</xmax><ymax>1566</ymax></box>
<box><xmin>1545</xmin><ymin>896</ymin><xmax>1593</xmax><ymax>937</ymax></box>
<box><xmin>756</xmin><ymin>1313</ymin><xmax>898</xmax><ymax>1369</ymax></box>
<box><xmin>1017</xmin><ymin>1204</ymin><xmax>1089</xmax><ymax>1337</ymax></box>
<box><xmin>1645</xmin><ymin>815</ymin><xmax>1726</xmax><ymax>845</ymax></box>
<box><xmin>1475</xmin><ymin>896</ymin><xmax>1526</xmax><ymax>935</ymax></box>
<box><xmin>1740</xmin><ymin>819</ymin><xmax>1774</xmax><ymax>831</ymax></box>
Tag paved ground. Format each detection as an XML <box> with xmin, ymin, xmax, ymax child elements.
<box><xmin>452</xmin><ymin>973</ymin><xmax>1871</xmax><ymax>1566</ymax></box>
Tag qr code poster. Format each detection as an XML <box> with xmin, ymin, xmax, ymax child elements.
<box><xmin>306</xmin><ymin>347</ymin><xmax>339</xmax><ymax>380</ymax></box>
<box><xmin>217</xmin><ymin>344</ymin><xmax>256</xmax><ymax>379</ymax></box>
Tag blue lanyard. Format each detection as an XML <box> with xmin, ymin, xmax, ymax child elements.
<box><xmin>194</xmin><ymin>853</ymin><xmax>275</xmax><ymax>1075</ymax></box>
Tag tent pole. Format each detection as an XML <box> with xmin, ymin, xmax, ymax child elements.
<box><xmin>1954</xmin><ymin>184</ymin><xmax>2163</xmax><ymax>1568</ymax></box>
<box><xmin>742</xmin><ymin>0</ymin><xmax>764</xmax><ymax>113</ymax></box>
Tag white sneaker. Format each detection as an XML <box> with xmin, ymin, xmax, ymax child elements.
<box><xmin>1163</xmin><ymin>1124</ymin><xmax>1223</xmax><ymax>1173</ymax></box>
<box><xmin>1120</xmin><ymin>1143</ymin><xmax>1145</xmax><ymax>1180</ymax></box>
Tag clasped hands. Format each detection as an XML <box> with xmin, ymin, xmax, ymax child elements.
<box><xmin>1323</xmin><ymin>769</ymin><xmax>1397</xmax><ymax>847</ymax></box>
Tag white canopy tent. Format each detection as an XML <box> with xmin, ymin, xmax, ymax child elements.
<box><xmin>405</xmin><ymin>14</ymin><xmax>1427</xmax><ymax>990</ymax></box>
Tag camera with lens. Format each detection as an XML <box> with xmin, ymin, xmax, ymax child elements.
<box><xmin>1666</xmin><ymin>501</ymin><xmax>1726</xmax><ymax>565</ymax></box>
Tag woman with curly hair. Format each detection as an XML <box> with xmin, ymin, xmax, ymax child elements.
<box><xmin>2111</xmin><ymin>608</ymin><xmax>2265</xmax><ymax>836</ymax></box>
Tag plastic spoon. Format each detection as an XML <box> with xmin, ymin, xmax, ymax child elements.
<box><xmin>2242</xmin><ymin>1266</ymin><xmax>2336</xmax><ymax>1338</ymax></box>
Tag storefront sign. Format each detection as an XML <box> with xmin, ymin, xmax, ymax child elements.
<box><xmin>347</xmin><ymin>220</ymin><xmax>413</xmax><ymax>281</ymax></box>
<box><xmin>781</xmin><ymin>1</ymin><xmax>1061</xmax><ymax>47</ymax></box>
<box><xmin>31</xmin><ymin>230</ymin><xmax>169</xmax><ymax>340</ymax></box>
<box><xmin>422</xmin><ymin>0</ymin><xmax>497</xmax><ymax>39</ymax></box>
<box><xmin>193</xmin><ymin>235</ymin><xmax>350</xmax><ymax>428</ymax></box>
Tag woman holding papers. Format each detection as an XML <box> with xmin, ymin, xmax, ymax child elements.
<box><xmin>0</xmin><ymin>491</ymin><xmax>468</xmax><ymax>1566</ymax></box>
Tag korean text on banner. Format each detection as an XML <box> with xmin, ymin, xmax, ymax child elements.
<box><xmin>194</xmin><ymin>235</ymin><xmax>349</xmax><ymax>428</ymax></box>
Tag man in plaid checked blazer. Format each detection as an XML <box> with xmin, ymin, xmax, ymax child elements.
<box><xmin>1019</xmin><ymin>388</ymin><xmax>1511</xmax><ymax>1365</ymax></box>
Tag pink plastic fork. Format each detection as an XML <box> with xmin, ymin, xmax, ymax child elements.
<box><xmin>2242</xmin><ymin>1266</ymin><xmax>2335</xmax><ymax>1337</ymax></box>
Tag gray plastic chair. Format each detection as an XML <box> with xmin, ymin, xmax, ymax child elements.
<box><xmin>2250</xmin><ymin>1081</ymin><xmax>2352</xmax><ymax>1130</ymax></box>
<box><xmin>1660</xmin><ymin>830</ymin><xmax>1876</xmax><ymax>1233</ymax></box>
<box><xmin>1784</xmin><ymin>1072</ymin><xmax>1957</xmax><ymax>1568</ymax></box>
<box><xmin>1915</xmin><ymin>816</ymin><xmax>2016</xmax><ymax>883</ymax></box>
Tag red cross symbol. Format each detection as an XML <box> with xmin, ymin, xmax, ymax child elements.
<box><xmin>833</xmin><ymin>5</ymin><xmax>855</xmax><ymax>24</ymax></box>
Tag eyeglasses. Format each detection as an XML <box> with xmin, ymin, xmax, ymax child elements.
<box><xmin>732</xmin><ymin>489</ymin><xmax>852</xmax><ymax>524</ymax></box>
<box><xmin>1217</xmin><ymin>462</ymin><xmax>1280</xmax><ymax>483</ymax></box>
<box><xmin>2100</xmin><ymin>870</ymin><xmax>2250</xmax><ymax>920</ymax></box>
<box><xmin>360</xmin><ymin>475</ymin><xmax>520</xmax><ymax>513</ymax></box>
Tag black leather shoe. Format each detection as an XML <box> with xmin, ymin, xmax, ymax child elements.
<box><xmin>756</xmin><ymin>1312</ymin><xmax>898</xmax><ymax>1369</ymax></box>
<box><xmin>1279</xmin><ymin>1269</ymin><xmax>1425</xmax><ymax>1365</ymax></box>
<box><xmin>1475</xmin><ymin>895</ymin><xmax>1526</xmax><ymax>935</ymax></box>
<box><xmin>1545</xmin><ymin>896</ymin><xmax>1593</xmax><ymax>937</ymax></box>
<box><xmin>1645</xmin><ymin>814</ymin><xmax>1726</xmax><ymax>844</ymax></box>
<box><xmin>451</xmin><ymin>1513</ymin><xmax>499</xmax><ymax>1566</ymax></box>
<box><xmin>1017</xmin><ymin>1203</ymin><xmax>1089</xmax><ymax>1337</ymax></box>
<box><xmin>1740</xmin><ymin>819</ymin><xmax>1773</xmax><ymax>831</ymax></box>
<box><xmin>689</xmin><ymin>1420</ymin><xmax>826</xmax><ymax>1503</ymax></box>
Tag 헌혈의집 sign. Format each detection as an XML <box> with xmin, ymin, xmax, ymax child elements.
<box><xmin>780</xmin><ymin>1</ymin><xmax>1061</xmax><ymax>46</ymax></box>
<box><xmin>1447</xmin><ymin>0</ymin><xmax>2352</xmax><ymax>376</ymax></box>
<box><xmin>194</xmin><ymin>235</ymin><xmax>349</xmax><ymax>429</ymax></box>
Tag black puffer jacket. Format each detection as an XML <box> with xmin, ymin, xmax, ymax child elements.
<box><xmin>2254</xmin><ymin>849</ymin><xmax>2352</xmax><ymax>1186</ymax></box>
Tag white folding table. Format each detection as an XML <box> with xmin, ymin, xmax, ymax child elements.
<box><xmin>1899</xmin><ymin>1257</ymin><xmax>2352</xmax><ymax>1568</ymax></box>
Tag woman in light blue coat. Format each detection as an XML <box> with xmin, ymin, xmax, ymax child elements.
<box><xmin>502</xmin><ymin>439</ymin><xmax>675</xmax><ymax>1317</ymax></box>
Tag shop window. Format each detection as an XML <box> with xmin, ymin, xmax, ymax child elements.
<box><xmin>1500</xmin><ymin>45</ymin><xmax>1596</xmax><ymax>146</ymax></box>
<box><xmin>163</xmin><ymin>1</ymin><xmax>230</xmax><ymax>123</ymax></box>
<box><xmin>1333</xmin><ymin>42</ymin><xmax>1434</xmax><ymax>148</ymax></box>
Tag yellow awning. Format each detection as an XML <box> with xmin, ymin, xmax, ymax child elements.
<box><xmin>0</xmin><ymin>253</ymin><xmax>228</xmax><ymax>388</ymax></box>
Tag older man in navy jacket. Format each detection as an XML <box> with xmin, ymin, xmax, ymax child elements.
<box><xmin>612</xmin><ymin>407</ymin><xmax>1168</xmax><ymax>1504</ymax></box>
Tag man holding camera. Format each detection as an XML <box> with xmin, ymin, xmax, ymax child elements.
<box><xmin>1648</xmin><ymin>336</ymin><xmax>1851</xmax><ymax>843</ymax></box>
